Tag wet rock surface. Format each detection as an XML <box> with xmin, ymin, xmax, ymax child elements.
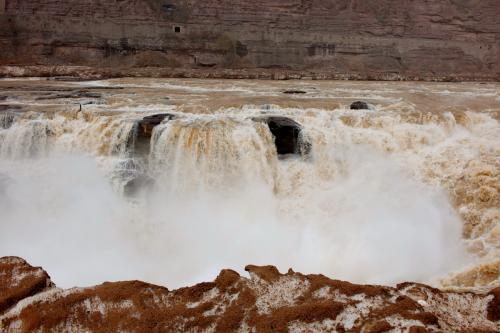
<box><xmin>252</xmin><ymin>116</ymin><xmax>310</xmax><ymax>156</ymax></box>
<box><xmin>137</xmin><ymin>113</ymin><xmax>176</xmax><ymax>139</ymax></box>
<box><xmin>133</xmin><ymin>113</ymin><xmax>176</xmax><ymax>155</ymax></box>
<box><xmin>350</xmin><ymin>101</ymin><xmax>371</xmax><ymax>110</ymax></box>
<box><xmin>283</xmin><ymin>90</ymin><xmax>307</xmax><ymax>94</ymax></box>
<box><xmin>0</xmin><ymin>257</ymin><xmax>498</xmax><ymax>332</ymax></box>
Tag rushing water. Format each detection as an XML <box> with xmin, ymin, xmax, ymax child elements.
<box><xmin>0</xmin><ymin>78</ymin><xmax>498</xmax><ymax>290</ymax></box>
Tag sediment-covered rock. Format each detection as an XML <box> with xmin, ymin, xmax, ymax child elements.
<box><xmin>0</xmin><ymin>257</ymin><xmax>498</xmax><ymax>332</ymax></box>
<box><xmin>0</xmin><ymin>257</ymin><xmax>53</xmax><ymax>314</ymax></box>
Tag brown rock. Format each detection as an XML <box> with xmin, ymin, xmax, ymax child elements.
<box><xmin>245</xmin><ymin>264</ymin><xmax>282</xmax><ymax>282</ymax></box>
<box><xmin>409</xmin><ymin>327</ymin><xmax>429</xmax><ymax>333</ymax></box>
<box><xmin>1</xmin><ymin>259</ymin><xmax>499</xmax><ymax>332</ymax></box>
<box><xmin>0</xmin><ymin>257</ymin><xmax>53</xmax><ymax>314</ymax></box>
<box><xmin>137</xmin><ymin>113</ymin><xmax>176</xmax><ymax>139</ymax></box>
<box><xmin>487</xmin><ymin>287</ymin><xmax>500</xmax><ymax>322</ymax></box>
<box><xmin>365</xmin><ymin>320</ymin><xmax>394</xmax><ymax>333</ymax></box>
<box><xmin>1</xmin><ymin>0</ymin><xmax>498</xmax><ymax>81</ymax></box>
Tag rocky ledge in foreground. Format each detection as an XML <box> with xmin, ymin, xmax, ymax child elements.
<box><xmin>0</xmin><ymin>257</ymin><xmax>498</xmax><ymax>332</ymax></box>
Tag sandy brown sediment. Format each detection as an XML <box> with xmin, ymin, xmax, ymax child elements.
<box><xmin>0</xmin><ymin>65</ymin><xmax>498</xmax><ymax>82</ymax></box>
<box><xmin>0</xmin><ymin>257</ymin><xmax>499</xmax><ymax>332</ymax></box>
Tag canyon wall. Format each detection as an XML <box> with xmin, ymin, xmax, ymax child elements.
<box><xmin>0</xmin><ymin>1</ymin><xmax>499</xmax><ymax>79</ymax></box>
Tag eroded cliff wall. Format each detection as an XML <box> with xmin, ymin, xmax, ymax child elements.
<box><xmin>0</xmin><ymin>0</ymin><xmax>499</xmax><ymax>80</ymax></box>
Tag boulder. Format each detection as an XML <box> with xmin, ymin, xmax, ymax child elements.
<box><xmin>0</xmin><ymin>257</ymin><xmax>53</xmax><ymax>314</ymax></box>
<box><xmin>350</xmin><ymin>101</ymin><xmax>371</xmax><ymax>110</ymax></box>
<box><xmin>283</xmin><ymin>90</ymin><xmax>306</xmax><ymax>94</ymax></box>
<box><xmin>252</xmin><ymin>116</ymin><xmax>310</xmax><ymax>156</ymax></box>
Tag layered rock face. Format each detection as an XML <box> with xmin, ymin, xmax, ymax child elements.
<box><xmin>0</xmin><ymin>0</ymin><xmax>499</xmax><ymax>80</ymax></box>
<box><xmin>0</xmin><ymin>257</ymin><xmax>499</xmax><ymax>332</ymax></box>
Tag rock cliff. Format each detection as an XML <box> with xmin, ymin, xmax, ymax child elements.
<box><xmin>0</xmin><ymin>0</ymin><xmax>499</xmax><ymax>80</ymax></box>
<box><xmin>0</xmin><ymin>257</ymin><xmax>499</xmax><ymax>332</ymax></box>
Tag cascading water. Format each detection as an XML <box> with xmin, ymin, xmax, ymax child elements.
<box><xmin>0</xmin><ymin>79</ymin><xmax>498</xmax><ymax>290</ymax></box>
<box><xmin>149</xmin><ymin>117</ymin><xmax>277</xmax><ymax>194</ymax></box>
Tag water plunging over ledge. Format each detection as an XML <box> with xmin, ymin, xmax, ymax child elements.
<box><xmin>0</xmin><ymin>78</ymin><xmax>498</xmax><ymax>290</ymax></box>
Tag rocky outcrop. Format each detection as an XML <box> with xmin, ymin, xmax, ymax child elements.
<box><xmin>253</xmin><ymin>116</ymin><xmax>310</xmax><ymax>155</ymax></box>
<box><xmin>137</xmin><ymin>114</ymin><xmax>176</xmax><ymax>139</ymax></box>
<box><xmin>0</xmin><ymin>257</ymin><xmax>499</xmax><ymax>332</ymax></box>
<box><xmin>350</xmin><ymin>101</ymin><xmax>371</xmax><ymax>110</ymax></box>
<box><xmin>133</xmin><ymin>113</ymin><xmax>176</xmax><ymax>155</ymax></box>
<box><xmin>488</xmin><ymin>288</ymin><xmax>500</xmax><ymax>322</ymax></box>
<box><xmin>0</xmin><ymin>0</ymin><xmax>498</xmax><ymax>81</ymax></box>
<box><xmin>0</xmin><ymin>257</ymin><xmax>53</xmax><ymax>314</ymax></box>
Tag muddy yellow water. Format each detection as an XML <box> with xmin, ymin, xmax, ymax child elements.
<box><xmin>0</xmin><ymin>78</ymin><xmax>498</xmax><ymax>290</ymax></box>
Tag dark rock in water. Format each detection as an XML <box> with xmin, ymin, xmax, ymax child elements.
<box><xmin>0</xmin><ymin>111</ymin><xmax>18</xmax><ymax>129</ymax></box>
<box><xmin>350</xmin><ymin>101</ymin><xmax>370</xmax><ymax>110</ymax></box>
<box><xmin>0</xmin><ymin>105</ymin><xmax>22</xmax><ymax>112</ymax></box>
<box><xmin>283</xmin><ymin>90</ymin><xmax>306</xmax><ymax>94</ymax></box>
<box><xmin>35</xmin><ymin>90</ymin><xmax>102</xmax><ymax>100</ymax></box>
<box><xmin>133</xmin><ymin>113</ymin><xmax>176</xmax><ymax>155</ymax></box>
<box><xmin>123</xmin><ymin>175</ymin><xmax>154</xmax><ymax>197</ymax></box>
<box><xmin>253</xmin><ymin>116</ymin><xmax>310</xmax><ymax>156</ymax></box>
<box><xmin>137</xmin><ymin>114</ymin><xmax>176</xmax><ymax>138</ymax></box>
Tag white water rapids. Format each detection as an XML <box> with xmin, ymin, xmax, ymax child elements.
<box><xmin>0</xmin><ymin>79</ymin><xmax>498</xmax><ymax>290</ymax></box>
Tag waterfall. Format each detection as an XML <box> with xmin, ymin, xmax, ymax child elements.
<box><xmin>149</xmin><ymin>116</ymin><xmax>277</xmax><ymax>194</ymax></box>
<box><xmin>0</xmin><ymin>79</ymin><xmax>498</xmax><ymax>289</ymax></box>
<box><xmin>0</xmin><ymin>118</ymin><xmax>50</xmax><ymax>158</ymax></box>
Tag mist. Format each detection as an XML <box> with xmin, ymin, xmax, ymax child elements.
<box><xmin>0</xmin><ymin>145</ymin><xmax>468</xmax><ymax>289</ymax></box>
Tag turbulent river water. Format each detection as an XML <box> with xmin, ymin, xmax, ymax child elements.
<box><xmin>0</xmin><ymin>78</ymin><xmax>498</xmax><ymax>291</ymax></box>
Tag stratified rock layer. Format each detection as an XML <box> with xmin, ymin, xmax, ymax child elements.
<box><xmin>0</xmin><ymin>257</ymin><xmax>499</xmax><ymax>332</ymax></box>
<box><xmin>0</xmin><ymin>0</ymin><xmax>499</xmax><ymax>80</ymax></box>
